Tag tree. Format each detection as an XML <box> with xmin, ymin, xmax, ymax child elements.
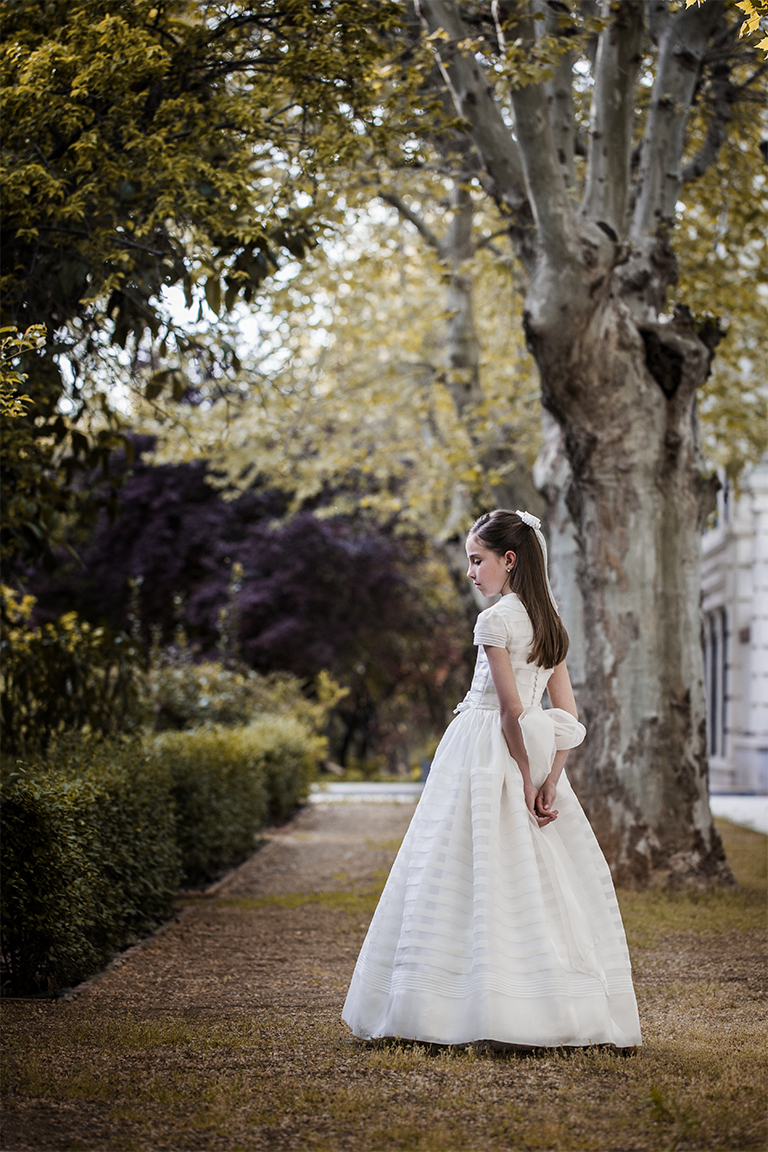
<box><xmin>28</xmin><ymin>444</ymin><xmax>470</xmax><ymax>769</ymax></box>
<box><xmin>406</xmin><ymin>0</ymin><xmax>767</xmax><ymax>886</ymax></box>
<box><xmin>14</xmin><ymin>1</ymin><xmax>765</xmax><ymax>884</ymax></box>
<box><xmin>134</xmin><ymin>173</ymin><xmax>548</xmax><ymax>643</ymax></box>
<box><xmin>0</xmin><ymin>0</ymin><xmax>403</xmax><ymax>564</ymax></box>
<box><xmin>142</xmin><ymin>179</ymin><xmax>541</xmax><ymax>519</ymax></box>
<box><xmin>136</xmin><ymin>99</ymin><xmax>763</xmax><ymax>863</ymax></box>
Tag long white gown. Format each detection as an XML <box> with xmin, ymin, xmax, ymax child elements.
<box><xmin>342</xmin><ymin>593</ymin><xmax>642</xmax><ymax>1049</ymax></box>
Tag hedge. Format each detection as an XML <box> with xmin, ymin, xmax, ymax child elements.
<box><xmin>1</xmin><ymin>739</ymin><xmax>179</xmax><ymax>995</ymax></box>
<box><xmin>157</xmin><ymin>717</ymin><xmax>322</xmax><ymax>884</ymax></box>
<box><xmin>1</xmin><ymin>718</ymin><xmax>324</xmax><ymax>995</ymax></box>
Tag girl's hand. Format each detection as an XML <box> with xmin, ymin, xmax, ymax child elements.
<box><xmin>524</xmin><ymin>781</ymin><xmax>557</xmax><ymax>827</ymax></box>
<box><xmin>535</xmin><ymin>777</ymin><xmax>559</xmax><ymax>821</ymax></box>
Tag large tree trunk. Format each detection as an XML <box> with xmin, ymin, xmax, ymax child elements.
<box><xmin>414</xmin><ymin>0</ymin><xmax>744</xmax><ymax>886</ymax></box>
<box><xmin>533</xmin><ymin>414</ymin><xmax>586</xmax><ymax>691</ymax></box>
<box><xmin>526</xmin><ymin>272</ymin><xmax>727</xmax><ymax>886</ymax></box>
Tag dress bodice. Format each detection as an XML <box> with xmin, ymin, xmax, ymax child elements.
<box><xmin>457</xmin><ymin>593</ymin><xmax>553</xmax><ymax>711</ymax></box>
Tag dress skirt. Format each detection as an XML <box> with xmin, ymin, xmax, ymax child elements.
<box><xmin>342</xmin><ymin>704</ymin><xmax>642</xmax><ymax>1048</ymax></box>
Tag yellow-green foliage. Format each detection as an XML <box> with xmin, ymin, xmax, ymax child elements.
<box><xmin>687</xmin><ymin>0</ymin><xmax>768</xmax><ymax>54</ymax></box>
<box><xmin>0</xmin><ymin>737</ymin><xmax>180</xmax><ymax>995</ymax></box>
<box><xmin>147</xmin><ymin>185</ymin><xmax>541</xmax><ymax>539</ymax></box>
<box><xmin>149</xmin><ymin>658</ymin><xmax>345</xmax><ymax>734</ymax></box>
<box><xmin>0</xmin><ymin>325</ymin><xmax>42</xmax><ymax>416</ymax></box>
<box><xmin>156</xmin><ymin>717</ymin><xmax>325</xmax><ymax>884</ymax></box>
<box><xmin>0</xmin><ymin>585</ymin><xmax>148</xmax><ymax>756</ymax></box>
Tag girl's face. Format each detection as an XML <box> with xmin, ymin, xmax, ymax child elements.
<box><xmin>465</xmin><ymin>534</ymin><xmax>515</xmax><ymax>597</ymax></box>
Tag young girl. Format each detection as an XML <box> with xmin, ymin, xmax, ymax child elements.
<box><xmin>342</xmin><ymin>509</ymin><xmax>641</xmax><ymax>1049</ymax></box>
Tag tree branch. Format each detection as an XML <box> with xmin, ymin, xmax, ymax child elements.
<box><xmin>548</xmin><ymin>46</ymin><xmax>578</xmax><ymax>191</ymax></box>
<box><xmin>581</xmin><ymin>0</ymin><xmax>643</xmax><ymax>236</ymax></box>
<box><xmin>505</xmin><ymin>3</ymin><xmax>578</xmax><ymax>266</ymax></box>
<box><xmin>681</xmin><ymin>52</ymin><xmax>763</xmax><ymax>185</ymax></box>
<box><xmin>579</xmin><ymin>0</ymin><xmax>601</xmax><ymax>69</ymax></box>
<box><xmin>414</xmin><ymin>0</ymin><xmax>529</xmax><ymax>218</ymax></box>
<box><xmin>442</xmin><ymin>177</ymin><xmax>483</xmax><ymax>413</ymax></box>
<box><xmin>444</xmin><ymin>174</ymin><xmax>475</xmax><ymax>265</ymax></box>
<box><xmin>544</xmin><ymin>3</ymin><xmax>578</xmax><ymax>191</ymax></box>
<box><xmin>475</xmin><ymin>227</ymin><xmax>512</xmax><ymax>252</ymax></box>
<box><xmin>680</xmin><ymin>80</ymin><xmax>732</xmax><ymax>185</ymax></box>
<box><xmin>631</xmin><ymin>0</ymin><xmax>726</xmax><ymax>239</ymax></box>
<box><xmin>645</xmin><ymin>0</ymin><xmax>670</xmax><ymax>47</ymax></box>
<box><xmin>379</xmin><ymin>192</ymin><xmax>443</xmax><ymax>252</ymax></box>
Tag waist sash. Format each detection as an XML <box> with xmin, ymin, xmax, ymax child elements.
<box><xmin>518</xmin><ymin>704</ymin><xmax>586</xmax><ymax>788</ymax></box>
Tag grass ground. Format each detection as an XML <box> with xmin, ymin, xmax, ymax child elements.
<box><xmin>1</xmin><ymin>810</ymin><xmax>765</xmax><ymax>1152</ymax></box>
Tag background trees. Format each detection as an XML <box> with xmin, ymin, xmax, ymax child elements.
<box><xmin>0</xmin><ymin>0</ymin><xmax>402</xmax><ymax>564</ymax></box>
<box><xmin>26</xmin><ymin>441</ymin><xmax>470</xmax><ymax>770</ymax></box>
<box><xmin>5</xmin><ymin>1</ymin><xmax>767</xmax><ymax>884</ymax></box>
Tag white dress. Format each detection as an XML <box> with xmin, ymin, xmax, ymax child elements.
<box><xmin>342</xmin><ymin>593</ymin><xmax>642</xmax><ymax>1049</ymax></box>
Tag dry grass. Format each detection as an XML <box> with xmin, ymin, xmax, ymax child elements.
<box><xmin>1</xmin><ymin>816</ymin><xmax>766</xmax><ymax>1152</ymax></box>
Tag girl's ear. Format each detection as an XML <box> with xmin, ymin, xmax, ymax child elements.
<box><xmin>504</xmin><ymin>550</ymin><xmax>516</xmax><ymax>571</ymax></box>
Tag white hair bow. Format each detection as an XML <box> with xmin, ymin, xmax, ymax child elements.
<box><xmin>516</xmin><ymin>509</ymin><xmax>541</xmax><ymax>531</ymax></box>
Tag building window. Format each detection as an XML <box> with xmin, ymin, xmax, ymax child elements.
<box><xmin>704</xmin><ymin>608</ymin><xmax>728</xmax><ymax>758</ymax></box>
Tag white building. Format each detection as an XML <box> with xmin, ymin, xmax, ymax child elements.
<box><xmin>701</xmin><ymin>460</ymin><xmax>768</xmax><ymax>794</ymax></box>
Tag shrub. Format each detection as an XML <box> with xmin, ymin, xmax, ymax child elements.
<box><xmin>156</xmin><ymin>717</ymin><xmax>324</xmax><ymax>884</ymax></box>
<box><xmin>0</xmin><ymin>586</ymin><xmax>147</xmax><ymax>756</ymax></box>
<box><xmin>1</xmin><ymin>738</ymin><xmax>180</xmax><ymax>995</ymax></box>
<box><xmin>25</xmin><ymin>453</ymin><xmax>472</xmax><ymax>771</ymax></box>
<box><xmin>149</xmin><ymin>659</ymin><xmax>344</xmax><ymax>734</ymax></box>
<box><xmin>1</xmin><ymin>716</ymin><xmax>323</xmax><ymax>994</ymax></box>
<box><xmin>251</xmin><ymin>715</ymin><xmax>323</xmax><ymax>823</ymax></box>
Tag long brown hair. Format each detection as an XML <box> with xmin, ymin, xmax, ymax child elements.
<box><xmin>469</xmin><ymin>509</ymin><xmax>569</xmax><ymax>669</ymax></box>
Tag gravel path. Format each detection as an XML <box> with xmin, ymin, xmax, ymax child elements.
<box><xmin>69</xmin><ymin>801</ymin><xmax>416</xmax><ymax>1019</ymax></box>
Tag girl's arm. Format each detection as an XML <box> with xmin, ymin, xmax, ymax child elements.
<box><xmin>536</xmin><ymin>661</ymin><xmax>578</xmax><ymax>817</ymax></box>
<box><xmin>484</xmin><ymin>645</ymin><xmax>557</xmax><ymax>827</ymax></box>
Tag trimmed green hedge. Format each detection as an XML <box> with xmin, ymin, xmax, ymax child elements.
<box><xmin>159</xmin><ymin>717</ymin><xmax>322</xmax><ymax>885</ymax></box>
<box><xmin>1</xmin><ymin>739</ymin><xmax>179</xmax><ymax>995</ymax></box>
<box><xmin>1</xmin><ymin>719</ymin><xmax>323</xmax><ymax>995</ymax></box>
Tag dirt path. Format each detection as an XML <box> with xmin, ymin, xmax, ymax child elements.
<box><xmin>76</xmin><ymin>801</ymin><xmax>415</xmax><ymax>1019</ymax></box>
<box><xmin>1</xmin><ymin>803</ymin><xmax>766</xmax><ymax>1152</ymax></box>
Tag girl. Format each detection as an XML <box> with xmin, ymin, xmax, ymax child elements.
<box><xmin>342</xmin><ymin>509</ymin><xmax>641</xmax><ymax>1049</ymax></box>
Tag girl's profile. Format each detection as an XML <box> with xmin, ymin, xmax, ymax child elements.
<box><xmin>343</xmin><ymin>508</ymin><xmax>641</xmax><ymax>1050</ymax></box>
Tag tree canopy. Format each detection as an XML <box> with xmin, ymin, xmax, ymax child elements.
<box><xmin>141</xmin><ymin>184</ymin><xmax>541</xmax><ymax>537</ymax></box>
<box><xmin>2</xmin><ymin>0</ymin><xmax>405</xmax><ymax>340</ymax></box>
<box><xmin>0</xmin><ymin>0</ymin><xmax>405</xmax><ymax>563</ymax></box>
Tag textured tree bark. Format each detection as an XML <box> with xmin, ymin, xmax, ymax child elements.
<box><xmin>533</xmin><ymin>414</ymin><xmax>586</xmax><ymax>691</ymax></box>
<box><xmin>442</xmin><ymin>178</ymin><xmax>483</xmax><ymax>416</ymax></box>
<box><xmin>525</xmin><ymin>265</ymin><xmax>726</xmax><ymax>886</ymax></box>
<box><xmin>414</xmin><ymin>0</ymin><xmax>742</xmax><ymax>886</ymax></box>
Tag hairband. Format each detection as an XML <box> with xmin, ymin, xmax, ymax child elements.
<box><xmin>515</xmin><ymin>510</ymin><xmax>560</xmax><ymax>617</ymax></box>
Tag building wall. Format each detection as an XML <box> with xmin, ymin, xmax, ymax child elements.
<box><xmin>701</xmin><ymin>461</ymin><xmax>768</xmax><ymax>794</ymax></box>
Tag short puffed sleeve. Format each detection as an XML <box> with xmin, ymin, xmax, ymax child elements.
<box><xmin>473</xmin><ymin>604</ymin><xmax>509</xmax><ymax>648</ymax></box>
